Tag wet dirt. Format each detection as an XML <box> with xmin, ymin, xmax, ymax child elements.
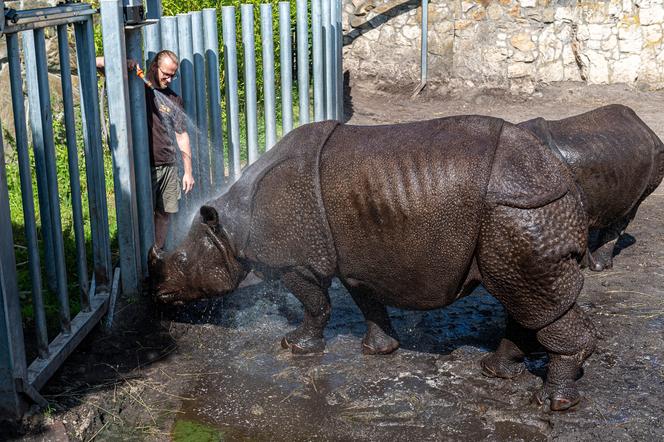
<box><xmin>6</xmin><ymin>82</ymin><xmax>664</xmax><ymax>441</ymax></box>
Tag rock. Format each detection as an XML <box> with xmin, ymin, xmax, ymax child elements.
<box><xmin>639</xmin><ymin>5</ymin><xmax>664</xmax><ymax>26</ymax></box>
<box><xmin>612</xmin><ymin>54</ymin><xmax>641</xmax><ymax>83</ymax></box>
<box><xmin>510</xmin><ymin>33</ymin><xmax>535</xmax><ymax>52</ymax></box>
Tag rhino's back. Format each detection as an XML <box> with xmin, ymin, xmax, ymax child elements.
<box><xmin>521</xmin><ymin>105</ymin><xmax>659</xmax><ymax>228</ymax></box>
<box><xmin>319</xmin><ymin>116</ymin><xmax>503</xmax><ymax>308</ymax></box>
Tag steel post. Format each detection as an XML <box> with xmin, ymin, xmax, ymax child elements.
<box><xmin>6</xmin><ymin>33</ymin><xmax>48</xmax><ymax>358</ymax></box>
<box><xmin>191</xmin><ymin>11</ymin><xmax>210</xmax><ymax>199</ymax></box>
<box><xmin>23</xmin><ymin>29</ymin><xmax>71</xmax><ymax>333</ymax></box>
<box><xmin>100</xmin><ymin>0</ymin><xmax>141</xmax><ymax>295</ymax></box>
<box><xmin>312</xmin><ymin>0</ymin><xmax>324</xmax><ymax>121</ymax></box>
<box><xmin>222</xmin><ymin>6</ymin><xmax>241</xmax><ymax>181</ymax></box>
<box><xmin>143</xmin><ymin>19</ymin><xmax>161</xmax><ymax>67</ymax></box>
<box><xmin>279</xmin><ymin>2</ymin><xmax>293</xmax><ymax>135</ymax></box>
<box><xmin>260</xmin><ymin>4</ymin><xmax>277</xmax><ymax>150</ymax></box>
<box><xmin>203</xmin><ymin>8</ymin><xmax>225</xmax><ymax>191</ymax></box>
<box><xmin>126</xmin><ymin>27</ymin><xmax>155</xmax><ymax>277</ymax></box>
<box><xmin>145</xmin><ymin>0</ymin><xmax>162</xmax><ymax>19</ymax></box>
<box><xmin>323</xmin><ymin>0</ymin><xmax>335</xmax><ymax>120</ymax></box>
<box><xmin>0</xmin><ymin>121</ymin><xmax>29</xmax><ymax>420</ymax></box>
<box><xmin>335</xmin><ymin>0</ymin><xmax>344</xmax><ymax>121</ymax></box>
<box><xmin>296</xmin><ymin>0</ymin><xmax>310</xmax><ymax>125</ymax></box>
<box><xmin>75</xmin><ymin>17</ymin><xmax>112</xmax><ymax>287</ymax></box>
<box><xmin>421</xmin><ymin>0</ymin><xmax>428</xmax><ymax>86</ymax></box>
<box><xmin>160</xmin><ymin>15</ymin><xmax>180</xmax><ymax>95</ymax></box>
<box><xmin>58</xmin><ymin>24</ymin><xmax>90</xmax><ymax>311</ymax></box>
<box><xmin>177</xmin><ymin>13</ymin><xmax>198</xmax><ymax>204</ymax></box>
<box><xmin>21</xmin><ymin>31</ymin><xmax>56</xmax><ymax>293</ymax></box>
<box><xmin>241</xmin><ymin>4</ymin><xmax>258</xmax><ymax>165</ymax></box>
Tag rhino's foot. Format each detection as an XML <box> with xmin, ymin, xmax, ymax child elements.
<box><xmin>480</xmin><ymin>353</ymin><xmax>525</xmax><ymax>379</ymax></box>
<box><xmin>362</xmin><ymin>322</ymin><xmax>400</xmax><ymax>355</ymax></box>
<box><xmin>281</xmin><ymin>328</ymin><xmax>325</xmax><ymax>354</ymax></box>
<box><xmin>533</xmin><ymin>379</ymin><xmax>581</xmax><ymax>411</ymax></box>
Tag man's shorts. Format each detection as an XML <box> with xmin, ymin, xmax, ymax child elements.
<box><xmin>152</xmin><ymin>164</ymin><xmax>181</xmax><ymax>213</ymax></box>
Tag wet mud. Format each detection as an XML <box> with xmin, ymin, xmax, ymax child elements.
<box><xmin>11</xmin><ymin>82</ymin><xmax>664</xmax><ymax>441</ymax></box>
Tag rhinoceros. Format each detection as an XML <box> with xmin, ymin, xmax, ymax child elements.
<box><xmin>150</xmin><ymin>116</ymin><xmax>597</xmax><ymax>411</ymax></box>
<box><xmin>519</xmin><ymin>104</ymin><xmax>664</xmax><ymax>271</ymax></box>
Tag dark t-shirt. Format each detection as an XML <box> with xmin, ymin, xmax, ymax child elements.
<box><xmin>145</xmin><ymin>85</ymin><xmax>186</xmax><ymax>166</ymax></box>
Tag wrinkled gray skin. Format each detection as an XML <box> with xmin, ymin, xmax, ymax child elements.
<box><xmin>519</xmin><ymin>104</ymin><xmax>664</xmax><ymax>271</ymax></box>
<box><xmin>150</xmin><ymin>116</ymin><xmax>597</xmax><ymax>411</ymax></box>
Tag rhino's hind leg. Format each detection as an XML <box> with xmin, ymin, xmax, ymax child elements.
<box><xmin>280</xmin><ymin>268</ymin><xmax>331</xmax><ymax>354</ymax></box>
<box><xmin>534</xmin><ymin>305</ymin><xmax>596</xmax><ymax>411</ymax></box>
<box><xmin>481</xmin><ymin>316</ymin><xmax>539</xmax><ymax>379</ymax></box>
<box><xmin>346</xmin><ymin>284</ymin><xmax>400</xmax><ymax>355</ymax></box>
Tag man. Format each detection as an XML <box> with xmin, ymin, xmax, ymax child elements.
<box><xmin>96</xmin><ymin>50</ymin><xmax>195</xmax><ymax>250</ymax></box>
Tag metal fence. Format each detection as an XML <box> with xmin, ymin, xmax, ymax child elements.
<box><xmin>0</xmin><ymin>2</ymin><xmax>119</xmax><ymax>419</ymax></box>
<box><xmin>1</xmin><ymin>0</ymin><xmax>343</xmax><ymax>419</ymax></box>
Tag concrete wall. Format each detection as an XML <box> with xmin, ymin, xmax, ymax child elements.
<box><xmin>344</xmin><ymin>0</ymin><xmax>664</xmax><ymax>93</ymax></box>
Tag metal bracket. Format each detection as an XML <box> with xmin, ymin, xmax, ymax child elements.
<box><xmin>15</xmin><ymin>378</ymin><xmax>49</xmax><ymax>408</ymax></box>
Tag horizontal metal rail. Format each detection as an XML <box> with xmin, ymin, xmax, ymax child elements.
<box><xmin>3</xmin><ymin>3</ymin><xmax>96</xmax><ymax>34</ymax></box>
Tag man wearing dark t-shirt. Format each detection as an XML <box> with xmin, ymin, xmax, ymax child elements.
<box><xmin>96</xmin><ymin>50</ymin><xmax>194</xmax><ymax>250</ymax></box>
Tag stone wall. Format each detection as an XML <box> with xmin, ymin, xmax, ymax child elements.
<box><xmin>344</xmin><ymin>0</ymin><xmax>664</xmax><ymax>93</ymax></box>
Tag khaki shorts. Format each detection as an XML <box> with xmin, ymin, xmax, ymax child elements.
<box><xmin>152</xmin><ymin>164</ymin><xmax>181</xmax><ymax>213</ymax></box>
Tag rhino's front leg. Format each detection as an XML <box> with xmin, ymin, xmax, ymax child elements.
<box><xmin>280</xmin><ymin>268</ymin><xmax>331</xmax><ymax>354</ymax></box>
<box><xmin>481</xmin><ymin>316</ymin><xmax>540</xmax><ymax>379</ymax></box>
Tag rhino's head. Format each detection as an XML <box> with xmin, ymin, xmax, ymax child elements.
<box><xmin>148</xmin><ymin>205</ymin><xmax>246</xmax><ymax>304</ymax></box>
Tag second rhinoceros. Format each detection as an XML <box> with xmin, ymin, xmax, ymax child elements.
<box><xmin>519</xmin><ymin>104</ymin><xmax>664</xmax><ymax>271</ymax></box>
<box><xmin>150</xmin><ymin>116</ymin><xmax>596</xmax><ymax>411</ymax></box>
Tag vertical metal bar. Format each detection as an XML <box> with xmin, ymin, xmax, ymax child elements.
<box><xmin>296</xmin><ymin>0</ymin><xmax>310</xmax><ymax>125</ymax></box>
<box><xmin>420</xmin><ymin>0</ymin><xmax>428</xmax><ymax>86</ymax></box>
<box><xmin>335</xmin><ymin>0</ymin><xmax>344</xmax><ymax>121</ymax></box>
<box><xmin>143</xmin><ymin>19</ymin><xmax>161</xmax><ymax>67</ymax></box>
<box><xmin>323</xmin><ymin>0</ymin><xmax>335</xmax><ymax>120</ymax></box>
<box><xmin>241</xmin><ymin>4</ymin><xmax>258</xmax><ymax>165</ymax></box>
<box><xmin>222</xmin><ymin>6</ymin><xmax>241</xmax><ymax>181</ymax></box>
<box><xmin>21</xmin><ymin>32</ymin><xmax>56</xmax><ymax>293</ymax></box>
<box><xmin>75</xmin><ymin>17</ymin><xmax>112</xmax><ymax>288</ymax></box>
<box><xmin>0</xmin><ymin>120</ymin><xmax>29</xmax><ymax>420</ymax></box>
<box><xmin>177</xmin><ymin>13</ymin><xmax>198</xmax><ymax>204</ymax></box>
<box><xmin>58</xmin><ymin>24</ymin><xmax>90</xmax><ymax>311</ymax></box>
<box><xmin>312</xmin><ymin>0</ymin><xmax>324</xmax><ymax>121</ymax></box>
<box><xmin>145</xmin><ymin>0</ymin><xmax>162</xmax><ymax>19</ymax></box>
<box><xmin>24</xmin><ymin>29</ymin><xmax>71</xmax><ymax>333</ymax></box>
<box><xmin>279</xmin><ymin>2</ymin><xmax>293</xmax><ymax>135</ymax></box>
<box><xmin>260</xmin><ymin>4</ymin><xmax>277</xmax><ymax>150</ymax></box>
<box><xmin>191</xmin><ymin>11</ymin><xmax>210</xmax><ymax>199</ymax></box>
<box><xmin>100</xmin><ymin>0</ymin><xmax>141</xmax><ymax>295</ymax></box>
<box><xmin>203</xmin><ymin>8</ymin><xmax>225</xmax><ymax>191</ymax></box>
<box><xmin>126</xmin><ymin>27</ymin><xmax>155</xmax><ymax>277</ymax></box>
<box><xmin>7</xmin><ymin>34</ymin><xmax>48</xmax><ymax>357</ymax></box>
<box><xmin>160</xmin><ymin>16</ymin><xmax>180</xmax><ymax>96</ymax></box>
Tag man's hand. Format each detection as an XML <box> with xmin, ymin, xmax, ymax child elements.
<box><xmin>182</xmin><ymin>173</ymin><xmax>195</xmax><ymax>194</ymax></box>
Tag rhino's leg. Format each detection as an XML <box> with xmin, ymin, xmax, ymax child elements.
<box><xmin>534</xmin><ymin>304</ymin><xmax>596</xmax><ymax>411</ymax></box>
<box><xmin>481</xmin><ymin>316</ymin><xmax>539</xmax><ymax>379</ymax></box>
<box><xmin>345</xmin><ymin>285</ymin><xmax>400</xmax><ymax>355</ymax></box>
<box><xmin>590</xmin><ymin>209</ymin><xmax>635</xmax><ymax>271</ymax></box>
<box><xmin>280</xmin><ymin>268</ymin><xmax>331</xmax><ymax>354</ymax></box>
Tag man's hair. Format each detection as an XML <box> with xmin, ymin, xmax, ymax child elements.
<box><xmin>149</xmin><ymin>50</ymin><xmax>179</xmax><ymax>71</ymax></box>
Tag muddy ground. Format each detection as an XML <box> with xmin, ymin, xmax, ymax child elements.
<box><xmin>5</xmin><ymin>82</ymin><xmax>664</xmax><ymax>441</ymax></box>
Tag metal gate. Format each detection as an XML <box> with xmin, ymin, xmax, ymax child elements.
<box><xmin>0</xmin><ymin>2</ymin><xmax>120</xmax><ymax>419</ymax></box>
<box><xmin>1</xmin><ymin>0</ymin><xmax>343</xmax><ymax>419</ymax></box>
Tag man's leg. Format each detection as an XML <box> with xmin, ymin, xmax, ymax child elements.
<box><xmin>153</xmin><ymin>209</ymin><xmax>170</xmax><ymax>250</ymax></box>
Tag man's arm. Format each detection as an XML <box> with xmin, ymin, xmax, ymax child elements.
<box><xmin>95</xmin><ymin>56</ymin><xmax>138</xmax><ymax>74</ymax></box>
<box><xmin>176</xmin><ymin>131</ymin><xmax>195</xmax><ymax>194</ymax></box>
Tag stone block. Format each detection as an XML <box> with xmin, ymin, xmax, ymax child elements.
<box><xmin>510</xmin><ymin>32</ymin><xmax>535</xmax><ymax>51</ymax></box>
<box><xmin>487</xmin><ymin>4</ymin><xmax>504</xmax><ymax>20</ymax></box>
<box><xmin>611</xmin><ymin>54</ymin><xmax>641</xmax><ymax>82</ymax></box>
<box><xmin>508</xmin><ymin>61</ymin><xmax>536</xmax><ymax>78</ymax></box>
<box><xmin>640</xmin><ymin>6</ymin><xmax>664</xmax><ymax>25</ymax></box>
<box><xmin>539</xmin><ymin>60</ymin><xmax>565</xmax><ymax>82</ymax></box>
<box><xmin>579</xmin><ymin>50</ymin><xmax>610</xmax><ymax>83</ymax></box>
<box><xmin>618</xmin><ymin>25</ymin><xmax>643</xmax><ymax>52</ymax></box>
<box><xmin>519</xmin><ymin>0</ymin><xmax>537</xmax><ymax>8</ymax></box>
<box><xmin>642</xmin><ymin>24</ymin><xmax>663</xmax><ymax>44</ymax></box>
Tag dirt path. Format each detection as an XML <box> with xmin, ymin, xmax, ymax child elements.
<box><xmin>7</xmin><ymin>83</ymin><xmax>664</xmax><ymax>441</ymax></box>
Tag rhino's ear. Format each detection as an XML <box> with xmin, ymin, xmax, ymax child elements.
<box><xmin>200</xmin><ymin>205</ymin><xmax>219</xmax><ymax>228</ymax></box>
